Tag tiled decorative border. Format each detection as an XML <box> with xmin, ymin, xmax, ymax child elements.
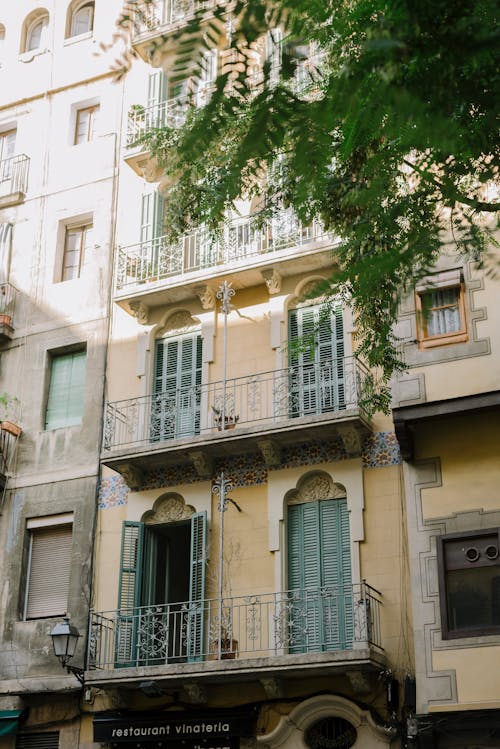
<box><xmin>98</xmin><ymin>432</ymin><xmax>401</xmax><ymax>508</ymax></box>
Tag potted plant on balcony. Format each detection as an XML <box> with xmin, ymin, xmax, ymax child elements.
<box><xmin>0</xmin><ymin>392</ymin><xmax>21</xmax><ymax>437</ymax></box>
<box><xmin>212</xmin><ymin>405</ymin><xmax>239</xmax><ymax>431</ymax></box>
<box><xmin>208</xmin><ymin>539</ymin><xmax>240</xmax><ymax>659</ymax></box>
<box><xmin>0</xmin><ymin>285</ymin><xmax>12</xmax><ymax>328</ymax></box>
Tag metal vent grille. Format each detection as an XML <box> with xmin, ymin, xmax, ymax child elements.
<box><xmin>16</xmin><ymin>732</ymin><xmax>59</xmax><ymax>749</ymax></box>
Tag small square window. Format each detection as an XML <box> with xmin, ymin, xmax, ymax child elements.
<box><xmin>61</xmin><ymin>223</ymin><xmax>92</xmax><ymax>280</ymax></box>
<box><xmin>437</xmin><ymin>529</ymin><xmax>500</xmax><ymax>639</ymax></box>
<box><xmin>23</xmin><ymin>520</ymin><xmax>73</xmax><ymax>620</ymax></box>
<box><xmin>45</xmin><ymin>350</ymin><xmax>86</xmax><ymax>430</ymax></box>
<box><xmin>74</xmin><ymin>105</ymin><xmax>99</xmax><ymax>145</ymax></box>
<box><xmin>416</xmin><ymin>272</ymin><xmax>467</xmax><ymax>348</ymax></box>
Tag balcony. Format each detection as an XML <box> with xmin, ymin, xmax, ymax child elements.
<box><xmin>102</xmin><ymin>358</ymin><xmax>371</xmax><ymax>484</ymax></box>
<box><xmin>86</xmin><ymin>583</ymin><xmax>385</xmax><ymax>688</ymax></box>
<box><xmin>0</xmin><ymin>283</ymin><xmax>16</xmax><ymax>344</ymax></box>
<box><xmin>114</xmin><ymin>211</ymin><xmax>337</xmax><ymax>312</ymax></box>
<box><xmin>0</xmin><ymin>155</ymin><xmax>30</xmax><ymax>208</ymax></box>
<box><xmin>124</xmin><ymin>97</ymin><xmax>190</xmax><ymax>174</ymax></box>
<box><xmin>132</xmin><ymin>0</ymin><xmax>217</xmax><ymax>60</ymax></box>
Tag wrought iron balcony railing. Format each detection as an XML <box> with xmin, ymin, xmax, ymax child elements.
<box><xmin>0</xmin><ymin>155</ymin><xmax>30</xmax><ymax>200</ymax></box>
<box><xmin>134</xmin><ymin>0</ymin><xmax>216</xmax><ymax>35</ymax></box>
<box><xmin>89</xmin><ymin>582</ymin><xmax>382</xmax><ymax>670</ymax></box>
<box><xmin>103</xmin><ymin>357</ymin><xmax>369</xmax><ymax>452</ymax></box>
<box><xmin>116</xmin><ymin>211</ymin><xmax>328</xmax><ymax>290</ymax></box>
<box><xmin>126</xmin><ymin>97</ymin><xmax>191</xmax><ymax>146</ymax></box>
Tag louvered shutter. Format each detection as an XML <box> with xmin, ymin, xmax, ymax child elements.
<box><xmin>116</xmin><ymin>522</ymin><xmax>144</xmax><ymax>666</ymax></box>
<box><xmin>45</xmin><ymin>351</ymin><xmax>86</xmax><ymax>430</ymax></box>
<box><xmin>187</xmin><ymin>511</ymin><xmax>207</xmax><ymax>661</ymax></box>
<box><xmin>25</xmin><ymin>526</ymin><xmax>72</xmax><ymax>619</ymax></box>
<box><xmin>287</xmin><ymin>503</ymin><xmax>321</xmax><ymax>652</ymax></box>
<box><xmin>288</xmin><ymin>305</ymin><xmax>344</xmax><ymax>417</ymax></box>
<box><xmin>320</xmin><ymin>499</ymin><xmax>352</xmax><ymax>649</ymax></box>
<box><xmin>265</xmin><ymin>28</ymin><xmax>283</xmax><ymax>85</ymax></box>
<box><xmin>147</xmin><ymin>70</ymin><xmax>167</xmax><ymax>128</ymax></box>
<box><xmin>16</xmin><ymin>733</ymin><xmax>59</xmax><ymax>749</ymax></box>
<box><xmin>197</xmin><ymin>49</ymin><xmax>217</xmax><ymax>106</ymax></box>
<box><xmin>152</xmin><ymin>334</ymin><xmax>202</xmax><ymax>440</ymax></box>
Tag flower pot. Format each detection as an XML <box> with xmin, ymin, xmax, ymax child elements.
<box><xmin>1</xmin><ymin>420</ymin><xmax>22</xmax><ymax>437</ymax></box>
<box><xmin>217</xmin><ymin>421</ymin><xmax>237</xmax><ymax>431</ymax></box>
<box><xmin>0</xmin><ymin>314</ymin><xmax>12</xmax><ymax>327</ymax></box>
<box><xmin>215</xmin><ymin>638</ymin><xmax>238</xmax><ymax>660</ymax></box>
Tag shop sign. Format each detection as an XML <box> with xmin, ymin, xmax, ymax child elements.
<box><xmin>94</xmin><ymin>711</ymin><xmax>255</xmax><ymax>745</ymax></box>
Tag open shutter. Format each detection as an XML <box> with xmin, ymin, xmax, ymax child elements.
<box><xmin>116</xmin><ymin>521</ymin><xmax>144</xmax><ymax>666</ymax></box>
<box><xmin>188</xmin><ymin>511</ymin><xmax>207</xmax><ymax>661</ymax></box>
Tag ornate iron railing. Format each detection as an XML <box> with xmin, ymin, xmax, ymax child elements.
<box><xmin>0</xmin><ymin>155</ymin><xmax>30</xmax><ymax>199</ymax></box>
<box><xmin>126</xmin><ymin>97</ymin><xmax>190</xmax><ymax>146</ymax></box>
<box><xmin>134</xmin><ymin>0</ymin><xmax>216</xmax><ymax>35</ymax></box>
<box><xmin>116</xmin><ymin>211</ymin><xmax>328</xmax><ymax>290</ymax></box>
<box><xmin>89</xmin><ymin>582</ymin><xmax>382</xmax><ymax>670</ymax></box>
<box><xmin>103</xmin><ymin>357</ymin><xmax>369</xmax><ymax>451</ymax></box>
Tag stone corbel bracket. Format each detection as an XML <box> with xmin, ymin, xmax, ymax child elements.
<box><xmin>257</xmin><ymin>439</ymin><xmax>282</xmax><ymax>468</ymax></box>
<box><xmin>189</xmin><ymin>450</ymin><xmax>214</xmax><ymax>479</ymax></box>
<box><xmin>194</xmin><ymin>285</ymin><xmax>216</xmax><ymax>310</ymax></box>
<box><xmin>261</xmin><ymin>268</ymin><xmax>282</xmax><ymax>295</ymax></box>
<box><xmin>130</xmin><ymin>301</ymin><xmax>150</xmax><ymax>325</ymax></box>
<box><xmin>337</xmin><ymin>424</ymin><xmax>363</xmax><ymax>457</ymax></box>
<box><xmin>117</xmin><ymin>463</ymin><xmax>144</xmax><ymax>491</ymax></box>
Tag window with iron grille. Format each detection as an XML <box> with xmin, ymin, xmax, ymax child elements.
<box><xmin>16</xmin><ymin>731</ymin><xmax>59</xmax><ymax>748</ymax></box>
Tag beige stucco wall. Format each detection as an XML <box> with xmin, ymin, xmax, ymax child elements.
<box><xmin>432</xmin><ymin>646</ymin><xmax>500</xmax><ymax>709</ymax></box>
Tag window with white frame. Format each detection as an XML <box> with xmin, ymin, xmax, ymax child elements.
<box><xmin>415</xmin><ymin>269</ymin><xmax>467</xmax><ymax>348</ymax></box>
<box><xmin>23</xmin><ymin>515</ymin><xmax>73</xmax><ymax>620</ymax></box>
<box><xmin>22</xmin><ymin>10</ymin><xmax>49</xmax><ymax>53</ymax></box>
<box><xmin>61</xmin><ymin>221</ymin><xmax>92</xmax><ymax>280</ymax></box>
<box><xmin>68</xmin><ymin>1</ymin><xmax>94</xmax><ymax>38</ymax></box>
<box><xmin>74</xmin><ymin>104</ymin><xmax>99</xmax><ymax>145</ymax></box>
<box><xmin>45</xmin><ymin>349</ymin><xmax>86</xmax><ymax>430</ymax></box>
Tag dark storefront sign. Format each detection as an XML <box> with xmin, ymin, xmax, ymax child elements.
<box><xmin>94</xmin><ymin>710</ymin><xmax>256</xmax><ymax>745</ymax></box>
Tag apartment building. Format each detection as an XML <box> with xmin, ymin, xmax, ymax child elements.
<box><xmin>392</xmin><ymin>256</ymin><xmax>500</xmax><ymax>746</ymax></box>
<box><xmin>0</xmin><ymin>1</ymin><xmax>124</xmax><ymax>747</ymax></box>
<box><xmin>85</xmin><ymin>4</ymin><xmax>413</xmax><ymax>749</ymax></box>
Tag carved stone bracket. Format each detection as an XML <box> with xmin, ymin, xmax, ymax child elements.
<box><xmin>257</xmin><ymin>439</ymin><xmax>282</xmax><ymax>468</ymax></box>
<box><xmin>118</xmin><ymin>463</ymin><xmax>144</xmax><ymax>491</ymax></box>
<box><xmin>190</xmin><ymin>450</ymin><xmax>214</xmax><ymax>479</ymax></box>
<box><xmin>261</xmin><ymin>268</ymin><xmax>282</xmax><ymax>295</ymax></box>
<box><xmin>184</xmin><ymin>682</ymin><xmax>208</xmax><ymax>704</ymax></box>
<box><xmin>194</xmin><ymin>285</ymin><xmax>216</xmax><ymax>310</ymax></box>
<box><xmin>260</xmin><ymin>677</ymin><xmax>284</xmax><ymax>699</ymax></box>
<box><xmin>337</xmin><ymin>424</ymin><xmax>363</xmax><ymax>456</ymax></box>
<box><xmin>129</xmin><ymin>301</ymin><xmax>150</xmax><ymax>325</ymax></box>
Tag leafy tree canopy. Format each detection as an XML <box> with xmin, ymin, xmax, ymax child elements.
<box><xmin>118</xmin><ymin>0</ymin><xmax>499</xmax><ymax>407</ymax></box>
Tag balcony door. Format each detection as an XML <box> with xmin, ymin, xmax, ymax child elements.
<box><xmin>116</xmin><ymin>512</ymin><xmax>207</xmax><ymax>666</ymax></box>
<box><xmin>0</xmin><ymin>130</ymin><xmax>16</xmax><ymax>186</ymax></box>
<box><xmin>287</xmin><ymin>497</ymin><xmax>353</xmax><ymax>652</ymax></box>
<box><xmin>288</xmin><ymin>303</ymin><xmax>345</xmax><ymax>417</ymax></box>
<box><xmin>151</xmin><ymin>332</ymin><xmax>202</xmax><ymax>441</ymax></box>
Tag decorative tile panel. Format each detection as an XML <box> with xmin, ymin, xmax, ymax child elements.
<box><xmin>98</xmin><ymin>432</ymin><xmax>401</xmax><ymax>508</ymax></box>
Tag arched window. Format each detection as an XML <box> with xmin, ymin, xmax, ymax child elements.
<box><xmin>68</xmin><ymin>1</ymin><xmax>94</xmax><ymax>38</ymax></box>
<box><xmin>0</xmin><ymin>24</ymin><xmax>5</xmax><ymax>55</ymax></box>
<box><xmin>21</xmin><ymin>10</ymin><xmax>49</xmax><ymax>53</ymax></box>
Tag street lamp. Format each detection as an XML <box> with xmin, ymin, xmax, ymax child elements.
<box><xmin>50</xmin><ymin>617</ymin><xmax>84</xmax><ymax>685</ymax></box>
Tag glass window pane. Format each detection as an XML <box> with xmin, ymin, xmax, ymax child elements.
<box><xmin>45</xmin><ymin>351</ymin><xmax>86</xmax><ymax>429</ymax></box>
<box><xmin>27</xmin><ymin>19</ymin><xmax>45</xmax><ymax>51</ymax></box>
<box><xmin>71</xmin><ymin>4</ymin><xmax>93</xmax><ymax>36</ymax></box>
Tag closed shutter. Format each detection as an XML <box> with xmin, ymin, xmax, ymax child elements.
<box><xmin>25</xmin><ymin>526</ymin><xmax>72</xmax><ymax>619</ymax></box>
<box><xmin>287</xmin><ymin>498</ymin><xmax>352</xmax><ymax>652</ymax></box>
<box><xmin>152</xmin><ymin>334</ymin><xmax>202</xmax><ymax>440</ymax></box>
<box><xmin>45</xmin><ymin>351</ymin><xmax>86</xmax><ymax>430</ymax></box>
<box><xmin>265</xmin><ymin>28</ymin><xmax>283</xmax><ymax>85</ymax></box>
<box><xmin>140</xmin><ymin>192</ymin><xmax>164</xmax><ymax>243</ymax></box>
<box><xmin>288</xmin><ymin>304</ymin><xmax>344</xmax><ymax>416</ymax></box>
<box><xmin>116</xmin><ymin>521</ymin><xmax>144</xmax><ymax>666</ymax></box>
<box><xmin>16</xmin><ymin>733</ymin><xmax>59</xmax><ymax>749</ymax></box>
<box><xmin>147</xmin><ymin>70</ymin><xmax>167</xmax><ymax>128</ymax></box>
<box><xmin>188</xmin><ymin>511</ymin><xmax>207</xmax><ymax>661</ymax></box>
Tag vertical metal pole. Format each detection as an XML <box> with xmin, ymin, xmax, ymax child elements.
<box><xmin>216</xmin><ymin>281</ymin><xmax>235</xmax><ymax>430</ymax></box>
<box><xmin>212</xmin><ymin>471</ymin><xmax>234</xmax><ymax>659</ymax></box>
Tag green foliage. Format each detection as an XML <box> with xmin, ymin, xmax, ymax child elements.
<box><xmin>121</xmin><ymin>0</ymin><xmax>499</xmax><ymax>409</ymax></box>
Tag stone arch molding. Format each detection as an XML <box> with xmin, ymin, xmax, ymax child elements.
<box><xmin>155</xmin><ymin>309</ymin><xmax>201</xmax><ymax>339</ymax></box>
<box><xmin>141</xmin><ymin>493</ymin><xmax>195</xmax><ymax>525</ymax></box>
<box><xmin>257</xmin><ymin>695</ymin><xmax>394</xmax><ymax>749</ymax></box>
<box><xmin>285</xmin><ymin>470</ymin><xmax>347</xmax><ymax>506</ymax></box>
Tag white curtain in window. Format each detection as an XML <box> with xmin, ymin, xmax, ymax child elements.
<box><xmin>71</xmin><ymin>3</ymin><xmax>93</xmax><ymax>36</ymax></box>
<box><xmin>0</xmin><ymin>223</ymin><xmax>12</xmax><ymax>283</ymax></box>
<box><xmin>427</xmin><ymin>289</ymin><xmax>460</xmax><ymax>336</ymax></box>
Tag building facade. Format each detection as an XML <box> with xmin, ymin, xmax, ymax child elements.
<box><xmin>0</xmin><ymin>0</ymin><xmax>125</xmax><ymax>746</ymax></box>
<box><xmin>0</xmin><ymin>2</ymin><xmax>499</xmax><ymax>749</ymax></box>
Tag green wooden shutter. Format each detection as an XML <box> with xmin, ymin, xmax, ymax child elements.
<box><xmin>188</xmin><ymin>511</ymin><xmax>207</xmax><ymax>661</ymax></box>
<box><xmin>319</xmin><ymin>499</ymin><xmax>352</xmax><ymax>649</ymax></box>
<box><xmin>116</xmin><ymin>521</ymin><xmax>144</xmax><ymax>666</ymax></box>
<box><xmin>45</xmin><ymin>351</ymin><xmax>86</xmax><ymax>430</ymax></box>
<box><xmin>288</xmin><ymin>304</ymin><xmax>345</xmax><ymax>416</ymax></box>
<box><xmin>287</xmin><ymin>498</ymin><xmax>352</xmax><ymax>653</ymax></box>
<box><xmin>140</xmin><ymin>192</ymin><xmax>165</xmax><ymax>243</ymax></box>
<box><xmin>152</xmin><ymin>334</ymin><xmax>202</xmax><ymax>441</ymax></box>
